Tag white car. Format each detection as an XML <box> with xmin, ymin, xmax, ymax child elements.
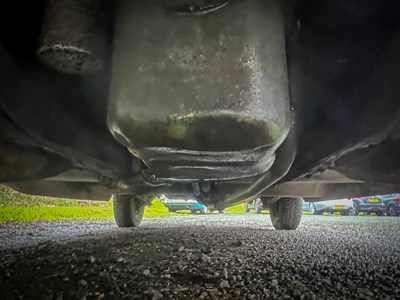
<box><xmin>306</xmin><ymin>199</ymin><xmax>353</xmax><ymax>216</ymax></box>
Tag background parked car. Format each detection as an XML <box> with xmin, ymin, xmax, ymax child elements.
<box><xmin>351</xmin><ymin>195</ymin><xmax>386</xmax><ymax>216</ymax></box>
<box><xmin>301</xmin><ymin>200</ymin><xmax>310</xmax><ymax>212</ymax></box>
<box><xmin>245</xmin><ymin>199</ymin><xmax>344</xmax><ymax>215</ymax></box>
<box><xmin>162</xmin><ymin>198</ymin><xmax>207</xmax><ymax>214</ymax></box>
<box><xmin>244</xmin><ymin>198</ymin><xmax>310</xmax><ymax>215</ymax></box>
<box><xmin>307</xmin><ymin>198</ymin><xmax>353</xmax><ymax>215</ymax></box>
<box><xmin>382</xmin><ymin>194</ymin><xmax>400</xmax><ymax>216</ymax></box>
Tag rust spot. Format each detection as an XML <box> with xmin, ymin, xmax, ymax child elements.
<box><xmin>0</xmin><ymin>142</ymin><xmax>70</xmax><ymax>182</ymax></box>
<box><xmin>167</xmin><ymin>0</ymin><xmax>229</xmax><ymax>15</ymax></box>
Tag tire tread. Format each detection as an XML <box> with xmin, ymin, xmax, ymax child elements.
<box><xmin>113</xmin><ymin>195</ymin><xmax>144</xmax><ymax>227</ymax></box>
<box><xmin>270</xmin><ymin>198</ymin><xmax>302</xmax><ymax>230</ymax></box>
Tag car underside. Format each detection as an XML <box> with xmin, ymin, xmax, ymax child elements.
<box><xmin>1</xmin><ymin>0</ymin><xmax>400</xmax><ymax>229</ymax></box>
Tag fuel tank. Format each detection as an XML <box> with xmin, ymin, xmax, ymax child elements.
<box><xmin>108</xmin><ymin>0</ymin><xmax>290</xmax><ymax>181</ymax></box>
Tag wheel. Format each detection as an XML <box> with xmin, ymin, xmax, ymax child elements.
<box><xmin>375</xmin><ymin>211</ymin><xmax>383</xmax><ymax>216</ymax></box>
<box><xmin>113</xmin><ymin>195</ymin><xmax>145</xmax><ymax>228</ymax></box>
<box><xmin>340</xmin><ymin>211</ymin><xmax>350</xmax><ymax>216</ymax></box>
<box><xmin>199</xmin><ymin>207</ymin><xmax>207</xmax><ymax>215</ymax></box>
<box><xmin>309</xmin><ymin>203</ymin><xmax>323</xmax><ymax>215</ymax></box>
<box><xmin>388</xmin><ymin>204</ymin><xmax>399</xmax><ymax>216</ymax></box>
<box><xmin>350</xmin><ymin>207</ymin><xmax>359</xmax><ymax>216</ymax></box>
<box><xmin>269</xmin><ymin>197</ymin><xmax>303</xmax><ymax>230</ymax></box>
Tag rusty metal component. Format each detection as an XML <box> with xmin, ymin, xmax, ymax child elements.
<box><xmin>213</xmin><ymin>120</ymin><xmax>296</xmax><ymax>209</ymax></box>
<box><xmin>116</xmin><ymin>180</ymin><xmax>129</xmax><ymax>190</ymax></box>
<box><xmin>37</xmin><ymin>0</ymin><xmax>106</xmax><ymax>74</ymax></box>
<box><xmin>335</xmin><ymin>140</ymin><xmax>400</xmax><ymax>184</ymax></box>
<box><xmin>263</xmin><ymin>181</ymin><xmax>400</xmax><ymax>200</ymax></box>
<box><xmin>0</xmin><ymin>142</ymin><xmax>71</xmax><ymax>182</ymax></box>
<box><xmin>1</xmin><ymin>0</ymin><xmax>398</xmax><ymax>206</ymax></box>
<box><xmin>45</xmin><ymin>169</ymin><xmax>100</xmax><ymax>182</ymax></box>
<box><xmin>7</xmin><ymin>180</ymin><xmax>112</xmax><ymax>201</ymax></box>
<box><xmin>166</xmin><ymin>0</ymin><xmax>230</xmax><ymax>15</ymax></box>
<box><xmin>108</xmin><ymin>0</ymin><xmax>290</xmax><ymax>181</ymax></box>
<box><xmin>286</xmin><ymin>8</ymin><xmax>400</xmax><ymax>182</ymax></box>
<box><xmin>0</xmin><ymin>43</ymin><xmax>132</xmax><ymax>180</ymax></box>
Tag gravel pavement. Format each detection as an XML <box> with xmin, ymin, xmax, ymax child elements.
<box><xmin>1</xmin><ymin>214</ymin><xmax>400</xmax><ymax>299</ymax></box>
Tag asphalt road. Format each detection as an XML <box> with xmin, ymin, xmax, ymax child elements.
<box><xmin>1</xmin><ymin>214</ymin><xmax>400</xmax><ymax>300</ymax></box>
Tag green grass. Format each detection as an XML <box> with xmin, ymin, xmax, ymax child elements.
<box><xmin>0</xmin><ymin>200</ymin><xmax>178</xmax><ymax>223</ymax></box>
<box><xmin>0</xmin><ymin>205</ymin><xmax>113</xmax><ymax>223</ymax></box>
<box><xmin>0</xmin><ymin>185</ymin><xmax>113</xmax><ymax>222</ymax></box>
<box><xmin>0</xmin><ymin>185</ymin><xmax>107</xmax><ymax>207</ymax></box>
<box><xmin>0</xmin><ymin>184</ymin><xmax>253</xmax><ymax>223</ymax></box>
<box><xmin>143</xmin><ymin>200</ymin><xmax>172</xmax><ymax>218</ymax></box>
<box><xmin>224</xmin><ymin>204</ymin><xmax>245</xmax><ymax>213</ymax></box>
<box><xmin>0</xmin><ymin>185</ymin><xmax>172</xmax><ymax>222</ymax></box>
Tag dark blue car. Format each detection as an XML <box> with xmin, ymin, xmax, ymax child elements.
<box><xmin>352</xmin><ymin>194</ymin><xmax>400</xmax><ymax>216</ymax></box>
<box><xmin>352</xmin><ymin>195</ymin><xmax>386</xmax><ymax>216</ymax></box>
<box><xmin>382</xmin><ymin>194</ymin><xmax>400</xmax><ymax>216</ymax></box>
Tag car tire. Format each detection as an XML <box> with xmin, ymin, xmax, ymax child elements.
<box><xmin>340</xmin><ymin>211</ymin><xmax>350</xmax><ymax>216</ymax></box>
<box><xmin>309</xmin><ymin>203</ymin><xmax>323</xmax><ymax>215</ymax></box>
<box><xmin>388</xmin><ymin>204</ymin><xmax>399</xmax><ymax>217</ymax></box>
<box><xmin>113</xmin><ymin>195</ymin><xmax>145</xmax><ymax>228</ymax></box>
<box><xmin>269</xmin><ymin>197</ymin><xmax>303</xmax><ymax>230</ymax></box>
<box><xmin>375</xmin><ymin>211</ymin><xmax>383</xmax><ymax>216</ymax></box>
